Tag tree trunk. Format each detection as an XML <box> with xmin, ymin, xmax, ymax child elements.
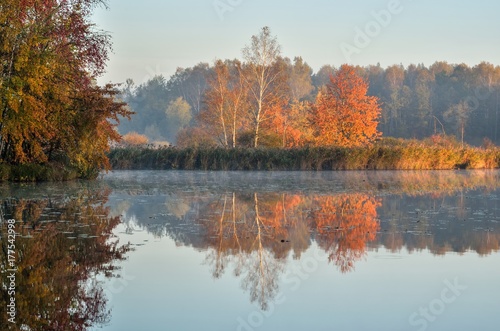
<box><xmin>461</xmin><ymin>122</ymin><xmax>465</xmax><ymax>148</ymax></box>
<box><xmin>254</xmin><ymin>121</ymin><xmax>260</xmax><ymax>148</ymax></box>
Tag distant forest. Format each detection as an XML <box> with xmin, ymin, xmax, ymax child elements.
<box><xmin>119</xmin><ymin>28</ymin><xmax>500</xmax><ymax>147</ymax></box>
<box><xmin>120</xmin><ymin>60</ymin><xmax>500</xmax><ymax>147</ymax></box>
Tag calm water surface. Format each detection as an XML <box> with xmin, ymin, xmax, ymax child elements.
<box><xmin>1</xmin><ymin>170</ymin><xmax>500</xmax><ymax>331</ymax></box>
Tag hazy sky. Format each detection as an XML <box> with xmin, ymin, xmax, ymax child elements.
<box><xmin>93</xmin><ymin>0</ymin><xmax>500</xmax><ymax>85</ymax></box>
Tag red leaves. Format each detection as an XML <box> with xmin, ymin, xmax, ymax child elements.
<box><xmin>312</xmin><ymin>64</ymin><xmax>382</xmax><ymax>147</ymax></box>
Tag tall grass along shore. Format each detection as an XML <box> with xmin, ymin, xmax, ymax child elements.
<box><xmin>108</xmin><ymin>140</ymin><xmax>500</xmax><ymax>171</ymax></box>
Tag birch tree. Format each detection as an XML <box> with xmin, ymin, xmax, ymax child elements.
<box><xmin>242</xmin><ymin>27</ymin><xmax>288</xmax><ymax>147</ymax></box>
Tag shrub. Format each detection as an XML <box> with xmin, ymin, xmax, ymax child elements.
<box><xmin>122</xmin><ymin>132</ymin><xmax>149</xmax><ymax>146</ymax></box>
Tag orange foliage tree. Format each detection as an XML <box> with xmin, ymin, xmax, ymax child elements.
<box><xmin>122</xmin><ymin>132</ymin><xmax>149</xmax><ymax>146</ymax></box>
<box><xmin>265</xmin><ymin>100</ymin><xmax>313</xmax><ymax>147</ymax></box>
<box><xmin>311</xmin><ymin>64</ymin><xmax>382</xmax><ymax>147</ymax></box>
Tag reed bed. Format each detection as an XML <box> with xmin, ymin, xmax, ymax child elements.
<box><xmin>108</xmin><ymin>141</ymin><xmax>500</xmax><ymax>171</ymax></box>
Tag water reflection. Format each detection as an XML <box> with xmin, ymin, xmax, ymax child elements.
<box><xmin>107</xmin><ymin>170</ymin><xmax>500</xmax><ymax>310</ymax></box>
<box><xmin>1</xmin><ymin>171</ymin><xmax>499</xmax><ymax>327</ymax></box>
<box><xmin>0</xmin><ymin>184</ymin><xmax>130</xmax><ymax>331</ymax></box>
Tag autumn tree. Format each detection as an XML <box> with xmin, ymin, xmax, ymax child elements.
<box><xmin>311</xmin><ymin>64</ymin><xmax>381</xmax><ymax>147</ymax></box>
<box><xmin>122</xmin><ymin>132</ymin><xmax>149</xmax><ymax>146</ymax></box>
<box><xmin>263</xmin><ymin>101</ymin><xmax>308</xmax><ymax>147</ymax></box>
<box><xmin>200</xmin><ymin>59</ymin><xmax>248</xmax><ymax>147</ymax></box>
<box><xmin>225</xmin><ymin>60</ymin><xmax>249</xmax><ymax>147</ymax></box>
<box><xmin>242</xmin><ymin>27</ymin><xmax>289</xmax><ymax>147</ymax></box>
<box><xmin>202</xmin><ymin>60</ymin><xmax>231</xmax><ymax>146</ymax></box>
<box><xmin>0</xmin><ymin>0</ymin><xmax>131</xmax><ymax>178</ymax></box>
<box><xmin>176</xmin><ymin>127</ymin><xmax>217</xmax><ymax>148</ymax></box>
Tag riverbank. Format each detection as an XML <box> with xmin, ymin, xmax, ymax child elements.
<box><xmin>0</xmin><ymin>163</ymin><xmax>88</xmax><ymax>182</ymax></box>
<box><xmin>3</xmin><ymin>141</ymin><xmax>498</xmax><ymax>182</ymax></box>
<box><xmin>108</xmin><ymin>142</ymin><xmax>500</xmax><ymax>171</ymax></box>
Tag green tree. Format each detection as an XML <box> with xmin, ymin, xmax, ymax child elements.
<box><xmin>312</xmin><ymin>65</ymin><xmax>336</xmax><ymax>91</ymax></box>
<box><xmin>444</xmin><ymin>100</ymin><xmax>472</xmax><ymax>148</ymax></box>
<box><xmin>166</xmin><ymin>97</ymin><xmax>192</xmax><ymax>142</ymax></box>
<box><xmin>167</xmin><ymin>63</ymin><xmax>210</xmax><ymax>115</ymax></box>
<box><xmin>125</xmin><ymin>76</ymin><xmax>170</xmax><ymax>141</ymax></box>
<box><xmin>288</xmin><ymin>57</ymin><xmax>314</xmax><ymax>101</ymax></box>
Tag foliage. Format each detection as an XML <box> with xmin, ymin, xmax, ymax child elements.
<box><xmin>119</xmin><ymin>63</ymin><xmax>211</xmax><ymax>144</ymax></box>
<box><xmin>311</xmin><ymin>65</ymin><xmax>381</xmax><ymax>147</ymax></box>
<box><xmin>287</xmin><ymin>57</ymin><xmax>315</xmax><ymax>101</ymax></box>
<box><xmin>242</xmin><ymin>27</ymin><xmax>289</xmax><ymax>147</ymax></box>
<box><xmin>176</xmin><ymin>127</ymin><xmax>218</xmax><ymax>149</ymax></box>
<box><xmin>356</xmin><ymin>61</ymin><xmax>500</xmax><ymax>145</ymax></box>
<box><xmin>199</xmin><ymin>59</ymin><xmax>248</xmax><ymax>147</ymax></box>
<box><xmin>165</xmin><ymin>97</ymin><xmax>192</xmax><ymax>141</ymax></box>
<box><xmin>118</xmin><ymin>27</ymin><xmax>500</xmax><ymax>148</ymax></box>
<box><xmin>0</xmin><ymin>0</ymin><xmax>131</xmax><ymax>180</ymax></box>
<box><xmin>122</xmin><ymin>132</ymin><xmax>149</xmax><ymax>146</ymax></box>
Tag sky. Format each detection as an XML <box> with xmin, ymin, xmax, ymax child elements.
<box><xmin>92</xmin><ymin>0</ymin><xmax>500</xmax><ymax>85</ymax></box>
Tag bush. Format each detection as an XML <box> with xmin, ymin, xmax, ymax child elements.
<box><xmin>121</xmin><ymin>132</ymin><xmax>149</xmax><ymax>146</ymax></box>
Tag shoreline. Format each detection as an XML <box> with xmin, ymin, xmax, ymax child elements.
<box><xmin>2</xmin><ymin>143</ymin><xmax>499</xmax><ymax>182</ymax></box>
<box><xmin>108</xmin><ymin>145</ymin><xmax>500</xmax><ymax>171</ymax></box>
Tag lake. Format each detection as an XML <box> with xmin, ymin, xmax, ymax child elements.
<box><xmin>1</xmin><ymin>170</ymin><xmax>500</xmax><ymax>331</ymax></box>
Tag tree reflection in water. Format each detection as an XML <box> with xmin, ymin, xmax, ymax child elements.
<box><xmin>0</xmin><ymin>188</ymin><xmax>130</xmax><ymax>331</ymax></box>
<box><xmin>197</xmin><ymin>192</ymin><xmax>380</xmax><ymax>309</ymax></box>
<box><xmin>108</xmin><ymin>170</ymin><xmax>500</xmax><ymax>311</ymax></box>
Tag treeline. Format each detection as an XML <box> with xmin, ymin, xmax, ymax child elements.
<box><xmin>120</xmin><ymin>27</ymin><xmax>500</xmax><ymax>147</ymax></box>
<box><xmin>112</xmin><ymin>176</ymin><xmax>500</xmax><ymax>309</ymax></box>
